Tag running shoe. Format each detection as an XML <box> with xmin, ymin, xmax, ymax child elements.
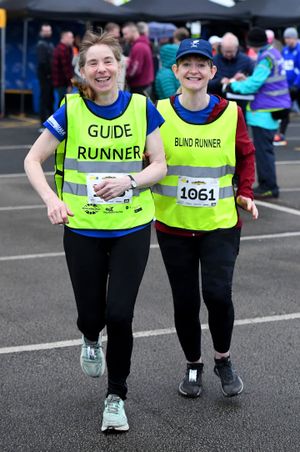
<box><xmin>273</xmin><ymin>133</ymin><xmax>287</xmax><ymax>146</ymax></box>
<box><xmin>214</xmin><ymin>356</ymin><xmax>243</xmax><ymax>397</ymax></box>
<box><xmin>80</xmin><ymin>334</ymin><xmax>105</xmax><ymax>378</ymax></box>
<box><xmin>253</xmin><ymin>186</ymin><xmax>279</xmax><ymax>199</ymax></box>
<box><xmin>101</xmin><ymin>394</ymin><xmax>129</xmax><ymax>432</ymax></box>
<box><xmin>178</xmin><ymin>363</ymin><xmax>204</xmax><ymax>398</ymax></box>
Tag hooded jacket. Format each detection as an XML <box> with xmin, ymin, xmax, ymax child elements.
<box><xmin>155</xmin><ymin>44</ymin><xmax>180</xmax><ymax>99</ymax></box>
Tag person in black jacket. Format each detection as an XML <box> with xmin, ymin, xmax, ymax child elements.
<box><xmin>208</xmin><ymin>33</ymin><xmax>254</xmax><ymax>117</ymax></box>
<box><xmin>36</xmin><ymin>24</ymin><xmax>54</xmax><ymax>132</ymax></box>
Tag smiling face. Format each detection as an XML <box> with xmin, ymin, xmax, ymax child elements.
<box><xmin>80</xmin><ymin>44</ymin><xmax>120</xmax><ymax>100</ymax></box>
<box><xmin>173</xmin><ymin>55</ymin><xmax>217</xmax><ymax>93</ymax></box>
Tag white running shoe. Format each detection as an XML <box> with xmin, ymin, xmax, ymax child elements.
<box><xmin>101</xmin><ymin>394</ymin><xmax>129</xmax><ymax>432</ymax></box>
<box><xmin>80</xmin><ymin>334</ymin><xmax>105</xmax><ymax>378</ymax></box>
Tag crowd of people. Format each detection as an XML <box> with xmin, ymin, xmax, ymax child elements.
<box><xmin>29</xmin><ymin>21</ymin><xmax>298</xmax><ymax>433</ymax></box>
<box><xmin>36</xmin><ymin>22</ymin><xmax>300</xmax><ymax>151</ymax></box>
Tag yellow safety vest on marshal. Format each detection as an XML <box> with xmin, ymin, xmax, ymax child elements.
<box><xmin>54</xmin><ymin>93</ymin><xmax>154</xmax><ymax>230</ymax></box>
<box><xmin>153</xmin><ymin>99</ymin><xmax>238</xmax><ymax>231</ymax></box>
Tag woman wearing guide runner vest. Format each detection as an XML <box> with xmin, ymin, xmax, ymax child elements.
<box><xmin>24</xmin><ymin>30</ymin><xmax>166</xmax><ymax>433</ymax></box>
<box><xmin>153</xmin><ymin>38</ymin><xmax>258</xmax><ymax>399</ymax></box>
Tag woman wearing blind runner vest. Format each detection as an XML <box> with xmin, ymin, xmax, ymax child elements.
<box><xmin>24</xmin><ymin>31</ymin><xmax>166</xmax><ymax>432</ymax></box>
<box><xmin>153</xmin><ymin>39</ymin><xmax>258</xmax><ymax>399</ymax></box>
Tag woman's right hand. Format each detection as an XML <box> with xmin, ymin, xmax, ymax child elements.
<box><xmin>46</xmin><ymin>195</ymin><xmax>74</xmax><ymax>225</ymax></box>
<box><xmin>24</xmin><ymin>130</ymin><xmax>74</xmax><ymax>225</ymax></box>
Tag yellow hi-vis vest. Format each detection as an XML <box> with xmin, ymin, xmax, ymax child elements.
<box><xmin>153</xmin><ymin>99</ymin><xmax>238</xmax><ymax>231</ymax></box>
<box><xmin>54</xmin><ymin>93</ymin><xmax>154</xmax><ymax>230</ymax></box>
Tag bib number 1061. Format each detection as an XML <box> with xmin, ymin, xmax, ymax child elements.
<box><xmin>177</xmin><ymin>176</ymin><xmax>219</xmax><ymax>207</ymax></box>
<box><xmin>180</xmin><ymin>186</ymin><xmax>216</xmax><ymax>201</ymax></box>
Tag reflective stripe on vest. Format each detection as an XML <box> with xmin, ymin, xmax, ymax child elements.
<box><xmin>166</xmin><ymin>164</ymin><xmax>235</xmax><ymax>178</ymax></box>
<box><xmin>63</xmin><ymin>158</ymin><xmax>143</xmax><ymax>173</ymax></box>
<box><xmin>63</xmin><ymin>180</ymin><xmax>147</xmax><ymax>197</ymax></box>
<box><xmin>152</xmin><ymin>184</ymin><xmax>234</xmax><ymax>199</ymax></box>
<box><xmin>264</xmin><ymin>88</ymin><xmax>290</xmax><ymax>96</ymax></box>
<box><xmin>153</xmin><ymin>99</ymin><xmax>238</xmax><ymax>231</ymax></box>
<box><xmin>55</xmin><ymin>93</ymin><xmax>154</xmax><ymax>230</ymax></box>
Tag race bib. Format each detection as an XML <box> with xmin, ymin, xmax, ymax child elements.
<box><xmin>87</xmin><ymin>173</ymin><xmax>133</xmax><ymax>205</ymax></box>
<box><xmin>283</xmin><ymin>59</ymin><xmax>294</xmax><ymax>71</ymax></box>
<box><xmin>177</xmin><ymin>176</ymin><xmax>219</xmax><ymax>207</ymax></box>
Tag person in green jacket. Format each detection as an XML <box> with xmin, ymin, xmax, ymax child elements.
<box><xmin>155</xmin><ymin>43</ymin><xmax>180</xmax><ymax>99</ymax></box>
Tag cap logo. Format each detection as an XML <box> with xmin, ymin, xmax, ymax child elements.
<box><xmin>191</xmin><ymin>40</ymin><xmax>199</xmax><ymax>48</ymax></box>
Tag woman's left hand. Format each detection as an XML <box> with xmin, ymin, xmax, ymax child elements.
<box><xmin>93</xmin><ymin>176</ymin><xmax>131</xmax><ymax>202</ymax></box>
<box><xmin>236</xmin><ymin>195</ymin><xmax>258</xmax><ymax>220</ymax></box>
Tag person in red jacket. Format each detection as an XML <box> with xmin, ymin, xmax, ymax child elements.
<box><xmin>122</xmin><ymin>22</ymin><xmax>154</xmax><ymax>96</ymax></box>
<box><xmin>52</xmin><ymin>30</ymin><xmax>74</xmax><ymax>109</ymax></box>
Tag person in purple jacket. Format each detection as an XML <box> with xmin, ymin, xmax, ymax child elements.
<box><xmin>228</xmin><ymin>27</ymin><xmax>291</xmax><ymax>199</ymax></box>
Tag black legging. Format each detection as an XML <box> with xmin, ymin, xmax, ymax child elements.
<box><xmin>157</xmin><ymin>227</ymin><xmax>241</xmax><ymax>362</ymax></box>
<box><xmin>63</xmin><ymin>225</ymin><xmax>151</xmax><ymax>399</ymax></box>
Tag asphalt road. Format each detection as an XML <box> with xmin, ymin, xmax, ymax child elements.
<box><xmin>0</xmin><ymin>115</ymin><xmax>299</xmax><ymax>452</ymax></box>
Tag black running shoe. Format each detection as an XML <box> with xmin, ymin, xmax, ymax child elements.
<box><xmin>178</xmin><ymin>363</ymin><xmax>204</xmax><ymax>398</ymax></box>
<box><xmin>214</xmin><ymin>356</ymin><xmax>243</xmax><ymax>397</ymax></box>
<box><xmin>253</xmin><ymin>186</ymin><xmax>279</xmax><ymax>199</ymax></box>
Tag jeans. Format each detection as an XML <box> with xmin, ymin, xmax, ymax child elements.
<box><xmin>251</xmin><ymin>126</ymin><xmax>279</xmax><ymax>194</ymax></box>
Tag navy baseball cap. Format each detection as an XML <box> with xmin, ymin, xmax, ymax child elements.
<box><xmin>176</xmin><ymin>38</ymin><xmax>213</xmax><ymax>61</ymax></box>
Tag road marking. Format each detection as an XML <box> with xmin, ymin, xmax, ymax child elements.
<box><xmin>1</xmin><ymin>231</ymin><xmax>300</xmax><ymax>262</ymax></box>
<box><xmin>240</xmin><ymin>231</ymin><xmax>300</xmax><ymax>240</ymax></box>
<box><xmin>0</xmin><ymin>205</ymin><xmax>45</xmax><ymax>212</ymax></box>
<box><xmin>0</xmin><ymin>122</ymin><xmax>38</xmax><ymax>129</ymax></box>
<box><xmin>280</xmin><ymin>188</ymin><xmax>300</xmax><ymax>192</ymax></box>
<box><xmin>0</xmin><ymin>252</ymin><xmax>65</xmax><ymax>261</ymax></box>
<box><xmin>276</xmin><ymin>160</ymin><xmax>300</xmax><ymax>165</ymax></box>
<box><xmin>0</xmin><ymin>172</ymin><xmax>53</xmax><ymax>178</ymax></box>
<box><xmin>0</xmin><ymin>312</ymin><xmax>299</xmax><ymax>355</ymax></box>
<box><xmin>255</xmin><ymin>200</ymin><xmax>300</xmax><ymax>216</ymax></box>
<box><xmin>0</xmin><ymin>117</ymin><xmax>39</xmax><ymax>128</ymax></box>
<box><xmin>0</xmin><ymin>145</ymin><xmax>32</xmax><ymax>151</ymax></box>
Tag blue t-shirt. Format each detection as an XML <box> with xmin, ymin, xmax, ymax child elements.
<box><xmin>173</xmin><ymin>94</ymin><xmax>219</xmax><ymax>123</ymax></box>
<box><xmin>44</xmin><ymin>90</ymin><xmax>164</xmax><ymax>141</ymax></box>
<box><xmin>44</xmin><ymin>91</ymin><xmax>164</xmax><ymax>238</ymax></box>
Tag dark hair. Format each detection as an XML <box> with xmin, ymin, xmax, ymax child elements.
<box><xmin>176</xmin><ymin>56</ymin><xmax>214</xmax><ymax>68</ymax></box>
<box><xmin>72</xmin><ymin>30</ymin><xmax>122</xmax><ymax>100</ymax></box>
